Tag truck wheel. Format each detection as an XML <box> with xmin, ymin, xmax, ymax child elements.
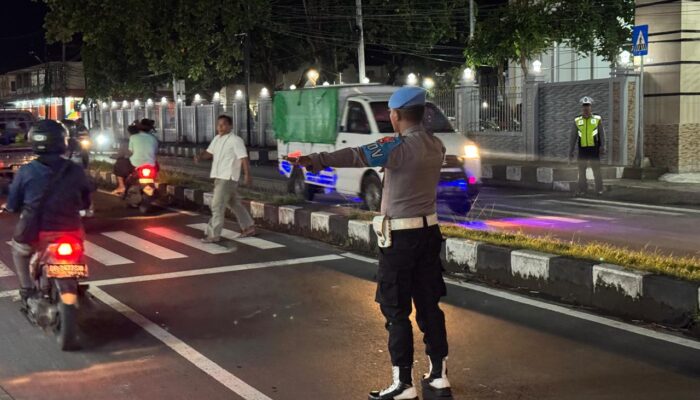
<box><xmin>361</xmin><ymin>174</ymin><xmax>382</xmax><ymax>212</ymax></box>
<box><xmin>289</xmin><ymin>168</ymin><xmax>315</xmax><ymax>201</ymax></box>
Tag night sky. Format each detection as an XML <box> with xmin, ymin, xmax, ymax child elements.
<box><xmin>0</xmin><ymin>0</ymin><xmax>51</xmax><ymax>74</ymax></box>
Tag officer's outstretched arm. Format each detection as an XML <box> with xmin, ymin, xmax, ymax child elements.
<box><xmin>307</xmin><ymin>137</ymin><xmax>404</xmax><ymax>171</ymax></box>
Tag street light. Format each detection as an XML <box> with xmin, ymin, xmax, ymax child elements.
<box><xmin>146</xmin><ymin>98</ymin><xmax>154</xmax><ymax>107</ymax></box>
<box><xmin>619</xmin><ymin>50</ymin><xmax>632</xmax><ymax>66</ymax></box>
<box><xmin>322</xmin><ymin>81</ymin><xmax>330</xmax><ymax>86</ymax></box>
<box><xmin>213</xmin><ymin>92</ymin><xmax>220</xmax><ymax>102</ymax></box>
<box><xmin>532</xmin><ymin>60</ymin><xmax>542</xmax><ymax>74</ymax></box>
<box><xmin>463</xmin><ymin>67</ymin><xmax>474</xmax><ymax>82</ymax></box>
<box><xmin>111</xmin><ymin>101</ymin><xmax>118</xmax><ymax>109</ymax></box>
<box><xmin>161</xmin><ymin>97</ymin><xmax>168</xmax><ymax>104</ymax></box>
<box><xmin>482</xmin><ymin>101</ymin><xmax>489</xmax><ymax>109</ymax></box>
<box><xmin>361</xmin><ymin>77</ymin><xmax>370</xmax><ymax>84</ymax></box>
<box><xmin>134</xmin><ymin>99</ymin><xmax>141</xmax><ymax>107</ymax></box>
<box><xmin>234</xmin><ymin>90</ymin><xmax>244</xmax><ymax>100</ymax></box>
<box><xmin>122</xmin><ymin>100</ymin><xmax>129</xmax><ymax>108</ymax></box>
<box><xmin>194</xmin><ymin>94</ymin><xmax>202</xmax><ymax>103</ymax></box>
<box><xmin>307</xmin><ymin>69</ymin><xmax>320</xmax><ymax>86</ymax></box>
<box><xmin>406</xmin><ymin>73</ymin><xmax>418</xmax><ymax>86</ymax></box>
<box><xmin>260</xmin><ymin>87</ymin><xmax>270</xmax><ymax>98</ymax></box>
<box><xmin>289</xmin><ymin>84</ymin><xmax>297</xmax><ymax>90</ymax></box>
<box><xmin>422</xmin><ymin>77</ymin><xmax>435</xmax><ymax>90</ymax></box>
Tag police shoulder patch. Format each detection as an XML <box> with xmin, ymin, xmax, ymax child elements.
<box><xmin>360</xmin><ymin>136</ymin><xmax>403</xmax><ymax>167</ymax></box>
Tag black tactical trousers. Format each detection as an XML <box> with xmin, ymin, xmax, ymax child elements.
<box><xmin>577</xmin><ymin>147</ymin><xmax>603</xmax><ymax>193</ymax></box>
<box><xmin>376</xmin><ymin>224</ymin><xmax>448</xmax><ymax>367</ymax></box>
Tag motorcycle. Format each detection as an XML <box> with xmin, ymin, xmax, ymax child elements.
<box><xmin>125</xmin><ymin>164</ymin><xmax>158</xmax><ymax>214</ymax></box>
<box><xmin>26</xmin><ymin>231</ymin><xmax>89</xmax><ymax>351</ymax></box>
<box><xmin>68</xmin><ymin>134</ymin><xmax>91</xmax><ymax>168</ymax></box>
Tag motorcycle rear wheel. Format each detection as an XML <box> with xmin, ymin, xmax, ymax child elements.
<box><xmin>55</xmin><ymin>302</ymin><xmax>79</xmax><ymax>351</ymax></box>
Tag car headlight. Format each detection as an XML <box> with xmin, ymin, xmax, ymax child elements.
<box><xmin>96</xmin><ymin>134</ymin><xmax>108</xmax><ymax>146</ymax></box>
<box><xmin>463</xmin><ymin>144</ymin><xmax>480</xmax><ymax>159</ymax></box>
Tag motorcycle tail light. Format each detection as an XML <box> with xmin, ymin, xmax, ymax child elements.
<box><xmin>140</xmin><ymin>167</ymin><xmax>153</xmax><ymax>178</ymax></box>
<box><xmin>56</xmin><ymin>243</ymin><xmax>74</xmax><ymax>256</ymax></box>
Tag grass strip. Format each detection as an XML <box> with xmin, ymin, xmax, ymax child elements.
<box><xmin>440</xmin><ymin>224</ymin><xmax>700</xmax><ymax>282</ymax></box>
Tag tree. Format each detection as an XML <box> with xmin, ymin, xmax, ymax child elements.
<box><xmin>464</xmin><ymin>0</ymin><xmax>635</xmax><ymax>84</ymax></box>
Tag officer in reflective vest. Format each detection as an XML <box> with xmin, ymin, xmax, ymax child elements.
<box><xmin>569</xmin><ymin>96</ymin><xmax>606</xmax><ymax>196</ymax></box>
<box><xmin>291</xmin><ymin>86</ymin><xmax>451</xmax><ymax>400</ymax></box>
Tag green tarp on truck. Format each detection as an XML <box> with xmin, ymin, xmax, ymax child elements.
<box><xmin>273</xmin><ymin>88</ymin><xmax>339</xmax><ymax>144</ymax></box>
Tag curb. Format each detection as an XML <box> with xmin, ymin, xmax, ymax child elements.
<box><xmin>90</xmin><ymin>169</ymin><xmax>700</xmax><ymax>336</ymax></box>
<box><xmin>481</xmin><ymin>163</ymin><xmax>625</xmax><ymax>192</ymax></box>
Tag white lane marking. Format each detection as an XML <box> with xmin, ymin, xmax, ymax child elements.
<box><xmin>88</xmin><ymin>255</ymin><xmax>345</xmax><ymax>287</ymax></box>
<box><xmin>0</xmin><ymin>260</ymin><xmax>15</xmax><ymax>277</ymax></box>
<box><xmin>489</xmin><ymin>204</ymin><xmax>615</xmax><ymax>221</ymax></box>
<box><xmin>90</xmin><ymin>287</ymin><xmax>273</xmax><ymax>400</ymax></box>
<box><xmin>145</xmin><ymin>227</ymin><xmax>233</xmax><ymax>255</ymax></box>
<box><xmin>550</xmin><ymin>200</ymin><xmax>683</xmax><ymax>217</ymax></box>
<box><xmin>570</xmin><ymin>198</ymin><xmax>700</xmax><ymax>215</ymax></box>
<box><xmin>0</xmin><ymin>254</ymin><xmax>345</xmax><ymax>300</ymax></box>
<box><xmin>102</xmin><ymin>231</ymin><xmax>187</xmax><ymax>260</ymax></box>
<box><xmin>537</xmin><ymin>216</ymin><xmax>587</xmax><ymax>224</ymax></box>
<box><xmin>84</xmin><ymin>240</ymin><xmax>134</xmax><ymax>266</ymax></box>
<box><xmin>188</xmin><ymin>223</ymin><xmax>285</xmax><ymax>250</ymax></box>
<box><xmin>340</xmin><ymin>252</ymin><xmax>377</xmax><ymax>264</ymax></box>
<box><xmin>340</xmin><ymin>252</ymin><xmax>700</xmax><ymax>351</ymax></box>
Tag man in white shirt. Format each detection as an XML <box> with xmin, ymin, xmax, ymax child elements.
<box><xmin>195</xmin><ymin>115</ymin><xmax>255</xmax><ymax>242</ymax></box>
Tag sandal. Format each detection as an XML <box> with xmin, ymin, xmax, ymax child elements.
<box><xmin>239</xmin><ymin>228</ymin><xmax>257</xmax><ymax>238</ymax></box>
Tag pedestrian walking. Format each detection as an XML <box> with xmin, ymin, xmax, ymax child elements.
<box><xmin>195</xmin><ymin>115</ymin><xmax>255</xmax><ymax>242</ymax></box>
<box><xmin>569</xmin><ymin>96</ymin><xmax>607</xmax><ymax>196</ymax></box>
<box><xmin>292</xmin><ymin>86</ymin><xmax>451</xmax><ymax>400</ymax></box>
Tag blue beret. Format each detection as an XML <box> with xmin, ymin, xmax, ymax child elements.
<box><xmin>389</xmin><ymin>86</ymin><xmax>426</xmax><ymax>109</ymax></box>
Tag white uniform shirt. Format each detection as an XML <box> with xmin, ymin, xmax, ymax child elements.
<box><xmin>207</xmin><ymin>133</ymin><xmax>248</xmax><ymax>181</ymax></box>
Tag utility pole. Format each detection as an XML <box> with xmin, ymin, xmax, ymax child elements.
<box><xmin>244</xmin><ymin>32</ymin><xmax>252</xmax><ymax>145</ymax></box>
<box><xmin>469</xmin><ymin>0</ymin><xmax>475</xmax><ymax>39</ymax></box>
<box><xmin>61</xmin><ymin>42</ymin><xmax>66</xmax><ymax>119</ymax></box>
<box><xmin>356</xmin><ymin>0</ymin><xmax>366</xmax><ymax>82</ymax></box>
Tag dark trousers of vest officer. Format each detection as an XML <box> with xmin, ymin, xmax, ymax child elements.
<box><xmin>376</xmin><ymin>224</ymin><xmax>448</xmax><ymax>369</ymax></box>
<box><xmin>577</xmin><ymin>147</ymin><xmax>603</xmax><ymax>193</ymax></box>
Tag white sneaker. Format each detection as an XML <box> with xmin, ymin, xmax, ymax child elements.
<box><xmin>422</xmin><ymin>357</ymin><xmax>452</xmax><ymax>398</ymax></box>
<box><xmin>368</xmin><ymin>366</ymin><xmax>418</xmax><ymax>400</ymax></box>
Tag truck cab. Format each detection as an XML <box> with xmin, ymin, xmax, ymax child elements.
<box><xmin>276</xmin><ymin>85</ymin><xmax>481</xmax><ymax>214</ymax></box>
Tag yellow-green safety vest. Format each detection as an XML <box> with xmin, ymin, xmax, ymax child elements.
<box><xmin>575</xmin><ymin>115</ymin><xmax>601</xmax><ymax>148</ymax></box>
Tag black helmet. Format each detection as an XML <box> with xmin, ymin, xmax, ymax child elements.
<box><xmin>29</xmin><ymin>120</ymin><xmax>68</xmax><ymax>154</ymax></box>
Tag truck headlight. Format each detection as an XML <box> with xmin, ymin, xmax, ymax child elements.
<box><xmin>463</xmin><ymin>144</ymin><xmax>480</xmax><ymax>159</ymax></box>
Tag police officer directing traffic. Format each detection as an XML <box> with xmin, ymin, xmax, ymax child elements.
<box><xmin>569</xmin><ymin>96</ymin><xmax>606</xmax><ymax>196</ymax></box>
<box><xmin>292</xmin><ymin>86</ymin><xmax>451</xmax><ymax>400</ymax></box>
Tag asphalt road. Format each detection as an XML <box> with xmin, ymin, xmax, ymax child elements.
<box><xmin>157</xmin><ymin>156</ymin><xmax>700</xmax><ymax>258</ymax></box>
<box><xmin>0</xmin><ymin>192</ymin><xmax>699</xmax><ymax>400</ymax></box>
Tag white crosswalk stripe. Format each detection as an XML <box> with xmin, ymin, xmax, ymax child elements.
<box><xmin>547</xmin><ymin>200</ymin><xmax>683</xmax><ymax>216</ymax></box>
<box><xmin>84</xmin><ymin>240</ymin><xmax>134</xmax><ymax>266</ymax></box>
<box><xmin>145</xmin><ymin>227</ymin><xmax>234</xmax><ymax>254</ymax></box>
<box><xmin>569</xmin><ymin>198</ymin><xmax>700</xmax><ymax>215</ymax></box>
<box><xmin>102</xmin><ymin>231</ymin><xmax>187</xmax><ymax>260</ymax></box>
<box><xmin>0</xmin><ymin>260</ymin><xmax>15</xmax><ymax>277</ymax></box>
<box><xmin>187</xmin><ymin>223</ymin><xmax>285</xmax><ymax>250</ymax></box>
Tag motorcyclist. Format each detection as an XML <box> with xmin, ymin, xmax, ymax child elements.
<box><xmin>4</xmin><ymin>120</ymin><xmax>92</xmax><ymax>307</ymax></box>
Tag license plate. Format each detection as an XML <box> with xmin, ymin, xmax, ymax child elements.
<box><xmin>139</xmin><ymin>178</ymin><xmax>155</xmax><ymax>184</ymax></box>
<box><xmin>46</xmin><ymin>264</ymin><xmax>88</xmax><ymax>279</ymax></box>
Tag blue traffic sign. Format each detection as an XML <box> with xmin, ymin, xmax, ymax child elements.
<box><xmin>632</xmin><ymin>25</ymin><xmax>649</xmax><ymax>56</ymax></box>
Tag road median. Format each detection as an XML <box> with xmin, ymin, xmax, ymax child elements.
<box><xmin>87</xmin><ymin>166</ymin><xmax>700</xmax><ymax>338</ymax></box>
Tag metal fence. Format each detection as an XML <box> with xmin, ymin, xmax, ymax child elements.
<box><xmin>428</xmin><ymin>88</ymin><xmax>455</xmax><ymax>119</ymax></box>
<box><xmin>477</xmin><ymin>86</ymin><xmax>522</xmax><ymax>132</ymax></box>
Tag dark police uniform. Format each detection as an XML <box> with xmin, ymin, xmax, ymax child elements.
<box><xmin>305</xmin><ymin>87</ymin><xmax>450</xmax><ymax>400</ymax></box>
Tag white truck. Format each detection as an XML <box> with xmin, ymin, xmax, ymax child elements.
<box><xmin>275</xmin><ymin>84</ymin><xmax>481</xmax><ymax>214</ymax></box>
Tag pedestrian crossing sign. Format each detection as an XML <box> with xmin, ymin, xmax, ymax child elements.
<box><xmin>632</xmin><ymin>25</ymin><xmax>649</xmax><ymax>56</ymax></box>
